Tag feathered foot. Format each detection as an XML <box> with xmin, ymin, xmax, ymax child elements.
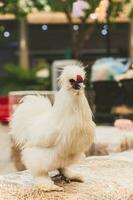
<box><xmin>35</xmin><ymin>175</ymin><xmax>64</xmax><ymax>192</ymax></box>
<box><xmin>60</xmin><ymin>168</ymin><xmax>85</xmax><ymax>182</ymax></box>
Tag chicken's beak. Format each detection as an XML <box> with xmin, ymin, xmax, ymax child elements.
<box><xmin>72</xmin><ymin>82</ymin><xmax>81</xmax><ymax>90</ymax></box>
<box><xmin>69</xmin><ymin>79</ymin><xmax>84</xmax><ymax>90</ymax></box>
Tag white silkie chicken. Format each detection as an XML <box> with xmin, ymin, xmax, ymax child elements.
<box><xmin>10</xmin><ymin>65</ymin><xmax>95</xmax><ymax>191</ymax></box>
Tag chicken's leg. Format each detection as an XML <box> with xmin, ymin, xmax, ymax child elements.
<box><xmin>58</xmin><ymin>168</ymin><xmax>71</xmax><ymax>183</ymax></box>
<box><xmin>60</xmin><ymin>167</ymin><xmax>85</xmax><ymax>182</ymax></box>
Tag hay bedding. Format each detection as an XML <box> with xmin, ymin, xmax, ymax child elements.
<box><xmin>0</xmin><ymin>157</ymin><xmax>133</xmax><ymax>200</ymax></box>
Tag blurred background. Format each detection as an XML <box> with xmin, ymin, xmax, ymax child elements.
<box><xmin>0</xmin><ymin>0</ymin><xmax>133</xmax><ymax>124</ymax></box>
<box><xmin>0</xmin><ymin>0</ymin><xmax>133</xmax><ymax>174</ymax></box>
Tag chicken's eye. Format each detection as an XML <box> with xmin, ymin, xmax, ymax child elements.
<box><xmin>69</xmin><ymin>79</ymin><xmax>75</xmax><ymax>84</ymax></box>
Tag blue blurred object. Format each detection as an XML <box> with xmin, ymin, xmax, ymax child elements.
<box><xmin>91</xmin><ymin>57</ymin><xmax>131</xmax><ymax>81</ymax></box>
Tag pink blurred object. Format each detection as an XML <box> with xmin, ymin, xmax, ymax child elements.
<box><xmin>114</xmin><ymin>119</ymin><xmax>133</xmax><ymax>131</ymax></box>
<box><xmin>72</xmin><ymin>0</ymin><xmax>89</xmax><ymax>17</ymax></box>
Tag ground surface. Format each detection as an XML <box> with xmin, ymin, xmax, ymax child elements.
<box><xmin>0</xmin><ymin>156</ymin><xmax>133</xmax><ymax>199</ymax></box>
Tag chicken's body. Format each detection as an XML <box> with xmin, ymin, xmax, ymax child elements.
<box><xmin>10</xmin><ymin>65</ymin><xmax>95</xmax><ymax>191</ymax></box>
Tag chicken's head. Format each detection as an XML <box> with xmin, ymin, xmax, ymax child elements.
<box><xmin>59</xmin><ymin>65</ymin><xmax>85</xmax><ymax>91</ymax></box>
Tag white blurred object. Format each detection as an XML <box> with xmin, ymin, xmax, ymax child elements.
<box><xmin>91</xmin><ymin>58</ymin><xmax>130</xmax><ymax>81</ymax></box>
<box><xmin>91</xmin><ymin>64</ymin><xmax>111</xmax><ymax>81</ymax></box>
<box><xmin>94</xmin><ymin>126</ymin><xmax>125</xmax><ymax>154</ymax></box>
<box><xmin>90</xmin><ymin>13</ymin><xmax>98</xmax><ymax>20</ymax></box>
<box><xmin>52</xmin><ymin>59</ymin><xmax>80</xmax><ymax>90</ymax></box>
<box><xmin>36</xmin><ymin>68</ymin><xmax>49</xmax><ymax>78</ymax></box>
<box><xmin>90</xmin><ymin>125</ymin><xmax>133</xmax><ymax>156</ymax></box>
<box><xmin>115</xmin><ymin>69</ymin><xmax>133</xmax><ymax>81</ymax></box>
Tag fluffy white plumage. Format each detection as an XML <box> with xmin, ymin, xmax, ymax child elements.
<box><xmin>10</xmin><ymin>65</ymin><xmax>95</xmax><ymax>191</ymax></box>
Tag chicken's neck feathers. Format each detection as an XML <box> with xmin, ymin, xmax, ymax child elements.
<box><xmin>52</xmin><ymin>87</ymin><xmax>92</xmax><ymax>122</ymax></box>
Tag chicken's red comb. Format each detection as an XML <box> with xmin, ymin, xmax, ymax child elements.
<box><xmin>76</xmin><ymin>75</ymin><xmax>83</xmax><ymax>82</ymax></box>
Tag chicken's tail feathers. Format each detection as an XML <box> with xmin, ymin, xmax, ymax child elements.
<box><xmin>13</xmin><ymin>95</ymin><xmax>52</xmax><ymax>118</ymax></box>
<box><xmin>10</xmin><ymin>95</ymin><xmax>52</xmax><ymax>145</ymax></box>
<box><xmin>20</xmin><ymin>95</ymin><xmax>52</xmax><ymax>110</ymax></box>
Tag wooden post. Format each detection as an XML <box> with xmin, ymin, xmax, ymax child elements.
<box><xmin>19</xmin><ymin>20</ymin><xmax>29</xmax><ymax>69</ymax></box>
<box><xmin>130</xmin><ymin>20</ymin><xmax>133</xmax><ymax>63</ymax></box>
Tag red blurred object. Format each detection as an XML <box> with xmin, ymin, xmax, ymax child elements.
<box><xmin>0</xmin><ymin>96</ymin><xmax>9</xmax><ymax>122</ymax></box>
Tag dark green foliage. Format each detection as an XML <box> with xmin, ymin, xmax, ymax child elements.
<box><xmin>124</xmin><ymin>0</ymin><xmax>131</xmax><ymax>3</ymax></box>
<box><xmin>110</xmin><ymin>1</ymin><xmax>123</xmax><ymax>18</ymax></box>
<box><xmin>0</xmin><ymin>0</ymin><xmax>133</xmax><ymax>20</ymax></box>
<box><xmin>33</xmin><ymin>0</ymin><xmax>46</xmax><ymax>10</ymax></box>
<box><xmin>46</xmin><ymin>0</ymin><xmax>65</xmax><ymax>11</ymax></box>
<box><xmin>0</xmin><ymin>64</ymin><xmax>51</xmax><ymax>95</ymax></box>
<box><xmin>110</xmin><ymin>0</ymin><xmax>133</xmax><ymax>20</ymax></box>
<box><xmin>47</xmin><ymin>0</ymin><xmax>73</xmax><ymax>12</ymax></box>
<box><xmin>0</xmin><ymin>0</ymin><xmax>46</xmax><ymax>19</ymax></box>
<box><xmin>87</xmin><ymin>0</ymin><xmax>101</xmax><ymax>11</ymax></box>
<box><xmin>129</xmin><ymin>7</ymin><xmax>133</xmax><ymax>18</ymax></box>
